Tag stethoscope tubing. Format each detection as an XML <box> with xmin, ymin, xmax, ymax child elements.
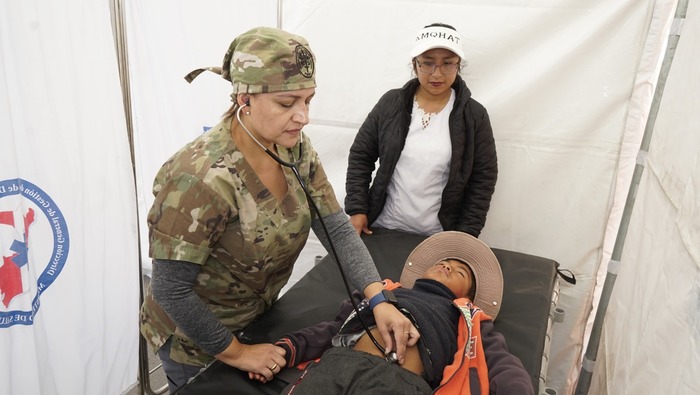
<box><xmin>235</xmin><ymin>104</ymin><xmax>391</xmax><ymax>359</ymax></box>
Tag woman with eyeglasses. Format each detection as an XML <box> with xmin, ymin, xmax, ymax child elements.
<box><xmin>345</xmin><ymin>23</ymin><xmax>498</xmax><ymax>238</ymax></box>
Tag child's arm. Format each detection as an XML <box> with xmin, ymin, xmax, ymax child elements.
<box><xmin>481</xmin><ymin>319</ymin><xmax>535</xmax><ymax>395</ymax></box>
<box><xmin>275</xmin><ymin>291</ymin><xmax>361</xmax><ymax>367</ymax></box>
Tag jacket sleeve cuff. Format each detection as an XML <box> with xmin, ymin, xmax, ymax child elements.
<box><xmin>275</xmin><ymin>337</ymin><xmax>297</xmax><ymax>367</ymax></box>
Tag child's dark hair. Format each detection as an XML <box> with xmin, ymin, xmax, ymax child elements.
<box><xmin>466</xmin><ymin>270</ymin><xmax>477</xmax><ymax>302</ymax></box>
<box><xmin>454</xmin><ymin>259</ymin><xmax>477</xmax><ymax>301</ymax></box>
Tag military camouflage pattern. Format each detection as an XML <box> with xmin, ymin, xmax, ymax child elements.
<box><xmin>139</xmin><ymin>119</ymin><xmax>340</xmax><ymax>366</ymax></box>
<box><xmin>221</xmin><ymin>26</ymin><xmax>317</xmax><ymax>94</ymax></box>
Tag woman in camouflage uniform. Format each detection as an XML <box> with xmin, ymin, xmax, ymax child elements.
<box><xmin>139</xmin><ymin>26</ymin><xmax>417</xmax><ymax>393</ymax></box>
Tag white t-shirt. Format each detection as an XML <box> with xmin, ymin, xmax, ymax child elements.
<box><xmin>374</xmin><ymin>89</ymin><xmax>455</xmax><ymax>235</ymax></box>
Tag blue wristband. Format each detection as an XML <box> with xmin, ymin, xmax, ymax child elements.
<box><xmin>368</xmin><ymin>290</ymin><xmax>397</xmax><ymax>310</ymax></box>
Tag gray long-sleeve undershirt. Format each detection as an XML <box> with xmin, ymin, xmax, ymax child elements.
<box><xmin>311</xmin><ymin>210</ymin><xmax>381</xmax><ymax>291</ymax></box>
<box><xmin>151</xmin><ymin>259</ymin><xmax>233</xmax><ymax>356</ymax></box>
<box><xmin>151</xmin><ymin>209</ymin><xmax>381</xmax><ymax>357</ymax></box>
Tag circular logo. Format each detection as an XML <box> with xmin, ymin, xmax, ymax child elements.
<box><xmin>0</xmin><ymin>178</ymin><xmax>69</xmax><ymax>328</ymax></box>
<box><xmin>295</xmin><ymin>45</ymin><xmax>315</xmax><ymax>79</ymax></box>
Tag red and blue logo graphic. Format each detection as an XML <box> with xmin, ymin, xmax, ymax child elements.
<box><xmin>0</xmin><ymin>178</ymin><xmax>69</xmax><ymax>328</ymax></box>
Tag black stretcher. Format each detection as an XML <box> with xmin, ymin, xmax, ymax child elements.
<box><xmin>178</xmin><ymin>229</ymin><xmax>560</xmax><ymax>394</ymax></box>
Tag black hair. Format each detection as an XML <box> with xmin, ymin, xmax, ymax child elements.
<box><xmin>424</xmin><ymin>22</ymin><xmax>457</xmax><ymax>31</ymax></box>
<box><xmin>466</xmin><ymin>266</ymin><xmax>477</xmax><ymax>302</ymax></box>
<box><xmin>222</xmin><ymin>102</ymin><xmax>239</xmax><ymax>120</ymax></box>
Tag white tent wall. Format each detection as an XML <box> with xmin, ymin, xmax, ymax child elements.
<box><xmin>0</xmin><ymin>1</ymin><xmax>139</xmax><ymax>395</ymax></box>
<box><xmin>580</xmin><ymin>0</ymin><xmax>678</xmax><ymax>390</ymax></box>
<box><xmin>122</xmin><ymin>1</ymin><xmax>686</xmax><ymax>394</ymax></box>
<box><xmin>590</xmin><ymin>1</ymin><xmax>700</xmax><ymax>393</ymax></box>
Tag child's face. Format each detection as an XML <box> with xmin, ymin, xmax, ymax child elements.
<box><xmin>422</xmin><ymin>259</ymin><xmax>474</xmax><ymax>299</ymax></box>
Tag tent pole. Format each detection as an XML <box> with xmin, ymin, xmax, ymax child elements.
<box><xmin>109</xmin><ymin>0</ymin><xmax>166</xmax><ymax>394</ymax></box>
<box><xmin>574</xmin><ymin>1</ymin><xmax>688</xmax><ymax>393</ymax></box>
<box><xmin>277</xmin><ymin>0</ymin><xmax>283</xmax><ymax>28</ymax></box>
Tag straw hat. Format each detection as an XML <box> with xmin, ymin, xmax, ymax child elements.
<box><xmin>400</xmin><ymin>231</ymin><xmax>503</xmax><ymax>318</ymax></box>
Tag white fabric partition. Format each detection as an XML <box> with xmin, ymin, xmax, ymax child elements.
<box><xmin>591</xmin><ymin>1</ymin><xmax>700</xmax><ymax>393</ymax></box>
<box><xmin>0</xmin><ymin>1</ymin><xmax>139</xmax><ymax>394</ymax></box>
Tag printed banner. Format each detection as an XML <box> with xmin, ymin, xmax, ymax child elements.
<box><xmin>0</xmin><ymin>1</ymin><xmax>139</xmax><ymax>394</ymax></box>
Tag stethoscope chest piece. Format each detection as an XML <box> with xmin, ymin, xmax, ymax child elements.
<box><xmin>385</xmin><ymin>351</ymin><xmax>399</xmax><ymax>364</ymax></box>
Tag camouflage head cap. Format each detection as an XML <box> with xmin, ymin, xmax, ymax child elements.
<box><xmin>222</xmin><ymin>26</ymin><xmax>316</xmax><ymax>94</ymax></box>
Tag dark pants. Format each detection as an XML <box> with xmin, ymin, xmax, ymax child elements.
<box><xmin>156</xmin><ymin>338</ymin><xmax>205</xmax><ymax>394</ymax></box>
<box><xmin>283</xmin><ymin>347</ymin><xmax>432</xmax><ymax>394</ymax></box>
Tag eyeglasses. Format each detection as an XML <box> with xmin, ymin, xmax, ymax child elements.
<box><xmin>416</xmin><ymin>60</ymin><xmax>460</xmax><ymax>74</ymax></box>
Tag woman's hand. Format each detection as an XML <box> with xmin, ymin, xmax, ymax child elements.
<box><xmin>349</xmin><ymin>214</ymin><xmax>372</xmax><ymax>235</ymax></box>
<box><xmin>364</xmin><ymin>282</ymin><xmax>419</xmax><ymax>365</ymax></box>
<box><xmin>371</xmin><ymin>302</ymin><xmax>420</xmax><ymax>365</ymax></box>
<box><xmin>215</xmin><ymin>338</ymin><xmax>286</xmax><ymax>382</ymax></box>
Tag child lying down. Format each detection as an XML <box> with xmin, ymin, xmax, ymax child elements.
<box><xmin>263</xmin><ymin>231</ymin><xmax>534</xmax><ymax>394</ymax></box>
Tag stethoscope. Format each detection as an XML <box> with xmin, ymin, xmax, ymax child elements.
<box><xmin>236</xmin><ymin>104</ymin><xmax>398</xmax><ymax>363</ymax></box>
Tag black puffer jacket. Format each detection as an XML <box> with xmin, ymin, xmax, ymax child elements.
<box><xmin>344</xmin><ymin>75</ymin><xmax>498</xmax><ymax>237</ymax></box>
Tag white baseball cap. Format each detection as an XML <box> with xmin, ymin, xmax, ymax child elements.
<box><xmin>410</xmin><ymin>25</ymin><xmax>465</xmax><ymax>60</ymax></box>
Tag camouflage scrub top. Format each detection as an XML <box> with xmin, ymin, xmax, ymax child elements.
<box><xmin>139</xmin><ymin>118</ymin><xmax>340</xmax><ymax>366</ymax></box>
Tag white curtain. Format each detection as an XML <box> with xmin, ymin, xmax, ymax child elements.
<box><xmin>0</xmin><ymin>1</ymin><xmax>139</xmax><ymax>394</ymax></box>
<box><xmin>591</xmin><ymin>1</ymin><xmax>700</xmax><ymax>393</ymax></box>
